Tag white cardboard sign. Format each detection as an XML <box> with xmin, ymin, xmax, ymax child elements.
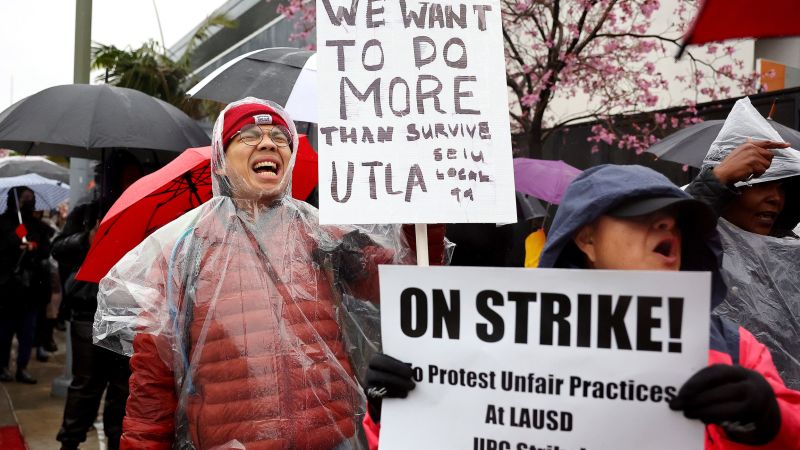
<box><xmin>378</xmin><ymin>266</ymin><xmax>710</xmax><ymax>450</ymax></box>
<box><xmin>316</xmin><ymin>0</ymin><xmax>516</xmax><ymax>224</ymax></box>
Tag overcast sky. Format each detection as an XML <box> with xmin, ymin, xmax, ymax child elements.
<box><xmin>0</xmin><ymin>1</ymin><xmax>758</xmax><ymax>123</ymax></box>
<box><xmin>0</xmin><ymin>0</ymin><xmax>227</xmax><ymax>111</ymax></box>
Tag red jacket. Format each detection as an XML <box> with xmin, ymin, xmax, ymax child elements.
<box><xmin>363</xmin><ymin>317</ymin><xmax>800</xmax><ymax>450</ymax></box>
<box><xmin>704</xmin><ymin>320</ymin><xmax>800</xmax><ymax>449</ymax></box>
<box><xmin>120</xmin><ymin>210</ymin><xmax>445</xmax><ymax>449</ymax></box>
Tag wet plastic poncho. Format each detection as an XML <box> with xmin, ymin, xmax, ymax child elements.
<box><xmin>93</xmin><ymin>99</ymin><xmax>445</xmax><ymax>450</ymax></box>
<box><xmin>693</xmin><ymin>97</ymin><xmax>800</xmax><ymax>390</ymax></box>
<box><xmin>715</xmin><ymin>219</ymin><xmax>800</xmax><ymax>389</ymax></box>
<box><xmin>702</xmin><ymin>97</ymin><xmax>800</xmax><ymax>188</ymax></box>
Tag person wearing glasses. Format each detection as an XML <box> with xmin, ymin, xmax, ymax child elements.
<box><xmin>93</xmin><ymin>98</ymin><xmax>446</xmax><ymax>450</ymax></box>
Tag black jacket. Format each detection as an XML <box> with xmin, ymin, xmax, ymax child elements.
<box><xmin>52</xmin><ymin>200</ymin><xmax>100</xmax><ymax>320</ymax></box>
<box><xmin>685</xmin><ymin>168</ymin><xmax>739</xmax><ymax>217</ymax></box>
<box><xmin>0</xmin><ymin>211</ymin><xmax>53</xmax><ymax>307</ymax></box>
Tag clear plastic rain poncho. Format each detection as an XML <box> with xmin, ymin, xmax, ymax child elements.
<box><xmin>93</xmin><ymin>99</ymin><xmax>444</xmax><ymax>449</ymax></box>
<box><xmin>716</xmin><ymin>219</ymin><xmax>800</xmax><ymax>389</ymax></box>
<box><xmin>702</xmin><ymin>97</ymin><xmax>800</xmax><ymax>389</ymax></box>
<box><xmin>703</xmin><ymin>97</ymin><xmax>800</xmax><ymax>190</ymax></box>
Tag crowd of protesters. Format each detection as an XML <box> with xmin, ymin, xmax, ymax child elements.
<box><xmin>1</xmin><ymin>95</ymin><xmax>799</xmax><ymax>450</ymax></box>
<box><xmin>0</xmin><ymin>149</ymin><xmax>145</xmax><ymax>450</ymax></box>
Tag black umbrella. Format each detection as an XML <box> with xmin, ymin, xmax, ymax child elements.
<box><xmin>646</xmin><ymin>119</ymin><xmax>800</xmax><ymax>168</ymax></box>
<box><xmin>188</xmin><ymin>47</ymin><xmax>317</xmax><ymax>123</ymax></box>
<box><xmin>0</xmin><ymin>84</ymin><xmax>210</xmax><ymax>159</ymax></box>
<box><xmin>516</xmin><ymin>192</ymin><xmax>547</xmax><ymax>221</ymax></box>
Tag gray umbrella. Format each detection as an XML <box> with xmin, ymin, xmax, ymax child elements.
<box><xmin>646</xmin><ymin>119</ymin><xmax>800</xmax><ymax>168</ymax></box>
<box><xmin>0</xmin><ymin>156</ymin><xmax>70</xmax><ymax>183</ymax></box>
<box><xmin>0</xmin><ymin>84</ymin><xmax>210</xmax><ymax>159</ymax></box>
<box><xmin>188</xmin><ymin>47</ymin><xmax>317</xmax><ymax>123</ymax></box>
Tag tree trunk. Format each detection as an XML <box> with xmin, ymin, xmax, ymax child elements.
<box><xmin>525</xmin><ymin>115</ymin><xmax>544</xmax><ymax>159</ymax></box>
<box><xmin>527</xmin><ymin>91</ymin><xmax>551</xmax><ymax>159</ymax></box>
<box><xmin>527</xmin><ymin>128</ymin><xmax>544</xmax><ymax>159</ymax></box>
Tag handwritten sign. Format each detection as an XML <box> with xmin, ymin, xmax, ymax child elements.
<box><xmin>317</xmin><ymin>0</ymin><xmax>516</xmax><ymax>224</ymax></box>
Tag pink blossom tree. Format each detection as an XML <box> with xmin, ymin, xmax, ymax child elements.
<box><xmin>267</xmin><ymin>0</ymin><xmax>757</xmax><ymax>158</ymax></box>
<box><xmin>268</xmin><ymin>0</ymin><xmax>316</xmax><ymax>45</ymax></box>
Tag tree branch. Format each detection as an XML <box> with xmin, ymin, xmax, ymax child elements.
<box><xmin>504</xmin><ymin>28</ymin><xmax>534</xmax><ymax>94</ymax></box>
<box><xmin>565</xmin><ymin>0</ymin><xmax>595</xmax><ymax>54</ymax></box>
<box><xmin>573</xmin><ymin>0</ymin><xmax>619</xmax><ymax>56</ymax></box>
<box><xmin>548</xmin><ymin>0</ymin><xmax>561</xmax><ymax>54</ymax></box>
<box><xmin>503</xmin><ymin>27</ymin><xmax>526</xmax><ymax>68</ymax></box>
<box><xmin>506</xmin><ymin>75</ymin><xmax>525</xmax><ymax>102</ymax></box>
<box><xmin>509</xmin><ymin>109</ymin><xmax>528</xmax><ymax>132</ymax></box>
<box><xmin>594</xmin><ymin>33</ymin><xmax>680</xmax><ymax>46</ymax></box>
<box><xmin>530</xmin><ymin>8</ymin><xmax>549</xmax><ymax>42</ymax></box>
<box><xmin>552</xmin><ymin>111</ymin><xmax>605</xmax><ymax>129</ymax></box>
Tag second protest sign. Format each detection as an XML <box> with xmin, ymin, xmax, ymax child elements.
<box><xmin>378</xmin><ymin>266</ymin><xmax>710</xmax><ymax>450</ymax></box>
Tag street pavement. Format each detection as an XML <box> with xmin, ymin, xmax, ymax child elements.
<box><xmin>1</xmin><ymin>327</ymin><xmax>104</xmax><ymax>450</ymax></box>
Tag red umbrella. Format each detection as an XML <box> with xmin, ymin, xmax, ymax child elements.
<box><xmin>76</xmin><ymin>135</ymin><xmax>318</xmax><ymax>283</ymax></box>
<box><xmin>290</xmin><ymin>135</ymin><xmax>319</xmax><ymax>201</ymax></box>
<box><xmin>682</xmin><ymin>0</ymin><xmax>800</xmax><ymax>50</ymax></box>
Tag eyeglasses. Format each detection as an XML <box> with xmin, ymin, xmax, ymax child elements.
<box><xmin>232</xmin><ymin>125</ymin><xmax>291</xmax><ymax>149</ymax></box>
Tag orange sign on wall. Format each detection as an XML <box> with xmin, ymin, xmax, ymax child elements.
<box><xmin>760</xmin><ymin>59</ymin><xmax>786</xmax><ymax>92</ymax></box>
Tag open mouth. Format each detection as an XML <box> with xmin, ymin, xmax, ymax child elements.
<box><xmin>755</xmin><ymin>211</ymin><xmax>778</xmax><ymax>224</ymax></box>
<box><xmin>653</xmin><ymin>238</ymin><xmax>674</xmax><ymax>258</ymax></box>
<box><xmin>252</xmin><ymin>159</ymin><xmax>280</xmax><ymax>178</ymax></box>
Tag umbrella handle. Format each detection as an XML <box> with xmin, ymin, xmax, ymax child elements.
<box><xmin>12</xmin><ymin>188</ymin><xmax>28</xmax><ymax>243</ymax></box>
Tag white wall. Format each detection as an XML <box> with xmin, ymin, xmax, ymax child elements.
<box><xmin>755</xmin><ymin>37</ymin><xmax>800</xmax><ymax>69</ymax></box>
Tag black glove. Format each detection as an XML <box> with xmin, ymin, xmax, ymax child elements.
<box><xmin>364</xmin><ymin>353</ymin><xmax>416</xmax><ymax>423</ymax></box>
<box><xmin>669</xmin><ymin>364</ymin><xmax>781</xmax><ymax>445</ymax></box>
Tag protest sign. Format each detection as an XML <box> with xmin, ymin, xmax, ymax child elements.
<box><xmin>316</xmin><ymin>0</ymin><xmax>516</xmax><ymax>224</ymax></box>
<box><xmin>378</xmin><ymin>266</ymin><xmax>710</xmax><ymax>450</ymax></box>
